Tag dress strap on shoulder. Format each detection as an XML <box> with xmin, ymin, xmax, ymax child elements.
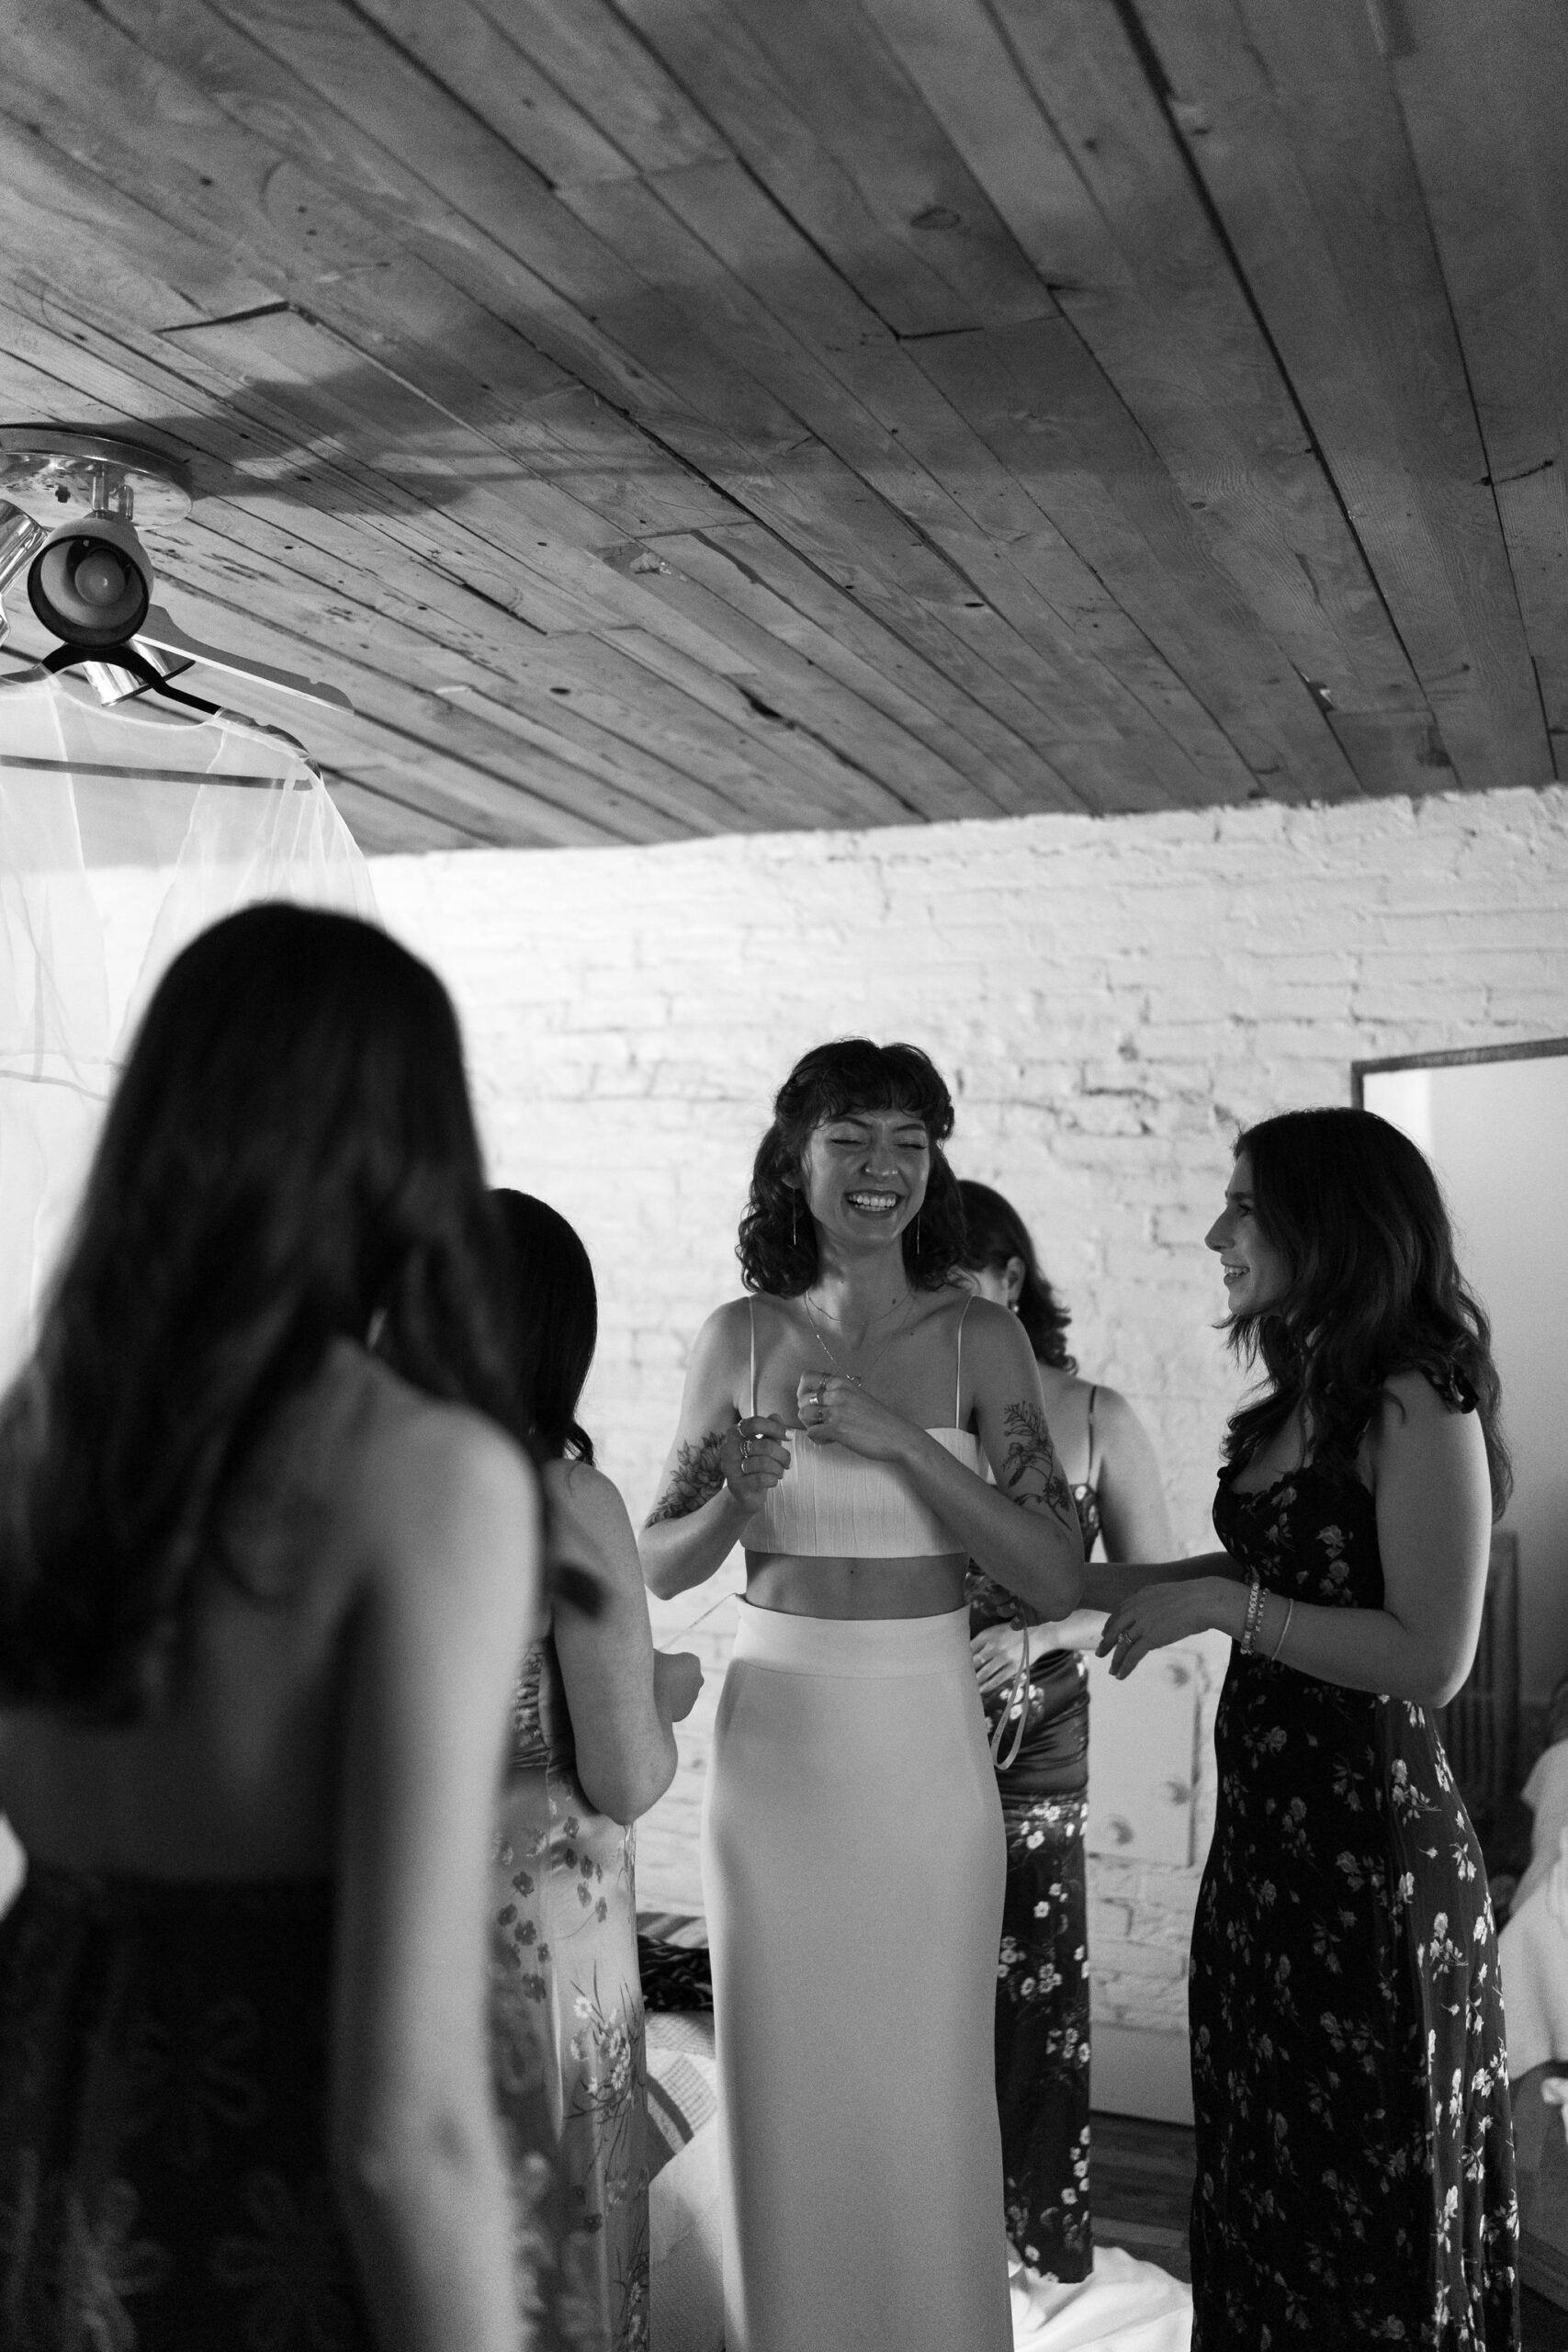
<box><xmin>955</xmin><ymin>1293</ymin><xmax>971</xmax><ymax>1427</ymax></box>
<box><xmin>749</xmin><ymin>1295</ymin><xmax>758</xmax><ymax>1419</ymax></box>
<box><xmin>1086</xmin><ymin>1384</ymin><xmax>1100</xmax><ymax>1486</ymax></box>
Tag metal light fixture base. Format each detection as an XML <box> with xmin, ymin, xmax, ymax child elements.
<box><xmin>0</xmin><ymin>428</ymin><xmax>352</xmax><ymax>716</ymax></box>
<box><xmin>0</xmin><ymin>429</ymin><xmax>193</xmax><ymax>530</ymax></box>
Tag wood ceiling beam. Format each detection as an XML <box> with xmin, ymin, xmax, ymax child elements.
<box><xmin>0</xmin><ymin>0</ymin><xmax>1550</xmax><ymax>841</ymax></box>
<box><xmin>1375</xmin><ymin>0</ymin><xmax>1568</xmax><ymax>782</ymax></box>
<box><xmin>864</xmin><ymin>0</ymin><xmax>1448</xmax><ymax>802</ymax></box>
<box><xmin>1133</xmin><ymin>0</ymin><xmax>1552</xmax><ymax>795</ymax></box>
<box><xmin>81</xmin><ymin>0</ymin><xmax>1289</xmax><ymax>810</ymax></box>
<box><xmin>3</xmin><ymin>0</ymin><xmax>1093</xmax><ymax>817</ymax></box>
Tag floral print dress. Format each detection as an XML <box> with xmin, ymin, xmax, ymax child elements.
<box><xmin>1195</xmin><ymin>1458</ymin><xmax>1518</xmax><ymax>2347</ymax></box>
<box><xmin>0</xmin><ymin>1868</ymin><xmax>377</xmax><ymax>2351</ymax></box>
<box><xmin>964</xmin><ymin>1474</ymin><xmax>1100</xmax><ymax>2284</ymax></box>
<box><xmin>491</xmin><ymin>1634</ymin><xmax>650</xmax><ymax>2352</ymax></box>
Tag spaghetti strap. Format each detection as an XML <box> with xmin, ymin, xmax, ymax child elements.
<box><xmin>954</xmin><ymin>1294</ymin><xmax>970</xmax><ymax>1427</ymax></box>
<box><xmin>1086</xmin><ymin>1384</ymin><xmax>1100</xmax><ymax>1486</ymax></box>
<box><xmin>749</xmin><ymin>1296</ymin><xmax>758</xmax><ymax>1419</ymax></box>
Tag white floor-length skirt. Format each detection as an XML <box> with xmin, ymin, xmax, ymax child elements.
<box><xmin>702</xmin><ymin>1600</ymin><xmax>1011</xmax><ymax>2352</ymax></box>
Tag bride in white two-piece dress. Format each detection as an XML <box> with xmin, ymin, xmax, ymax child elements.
<box><xmin>641</xmin><ymin>1041</ymin><xmax>1084</xmax><ymax>2352</ymax></box>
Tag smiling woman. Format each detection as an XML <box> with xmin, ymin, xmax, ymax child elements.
<box><xmin>1091</xmin><ymin>1109</ymin><xmax>1518</xmax><ymax>2348</ymax></box>
<box><xmin>638</xmin><ymin>1038</ymin><xmax>1083</xmax><ymax>2352</ymax></box>
<box><xmin>1205</xmin><ymin>1157</ymin><xmax>1292</xmax><ymax>1319</ymax></box>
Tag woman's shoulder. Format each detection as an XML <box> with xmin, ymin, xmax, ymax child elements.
<box><xmin>1074</xmin><ymin>1377</ymin><xmax>1145</xmax><ymax>1437</ymax></box>
<box><xmin>1371</xmin><ymin>1363</ymin><xmax>1486</xmax><ymax>1456</ymax></box>
<box><xmin>1380</xmin><ymin>1363</ymin><xmax>1477</xmax><ymax>1424</ymax></box>
<box><xmin>953</xmin><ymin>1290</ymin><xmax>1035</xmax><ymax>1365</ymax></box>
<box><xmin>319</xmin><ymin>1340</ymin><xmax>506</xmax><ymax>1460</ymax></box>
<box><xmin>691</xmin><ymin>1294</ymin><xmax>759</xmax><ymax>1355</ymax></box>
<box><xmin>1360</xmin><ymin>1364</ymin><xmax>1489</xmax><ymax>1494</ymax></box>
<box><xmin>543</xmin><ymin>1455</ymin><xmax>635</xmax><ymax>1552</ymax></box>
<box><xmin>317</xmin><ymin>1345</ymin><xmax>536</xmax><ymax>1555</ymax></box>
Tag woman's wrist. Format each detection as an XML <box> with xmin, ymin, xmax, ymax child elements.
<box><xmin>1210</xmin><ymin>1577</ymin><xmax>1250</xmax><ymax>1641</ymax></box>
<box><xmin>714</xmin><ymin>1475</ymin><xmax>762</xmax><ymax>1532</ymax></box>
<box><xmin>894</xmin><ymin>1418</ymin><xmax>942</xmax><ymax>1471</ymax></box>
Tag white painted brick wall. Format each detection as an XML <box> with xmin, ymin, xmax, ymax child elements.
<box><xmin>369</xmin><ymin>784</ymin><xmax>1568</xmax><ymax>2030</ymax></box>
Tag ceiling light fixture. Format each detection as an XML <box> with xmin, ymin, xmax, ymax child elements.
<box><xmin>0</xmin><ymin>428</ymin><xmax>351</xmax><ymax>714</ymax></box>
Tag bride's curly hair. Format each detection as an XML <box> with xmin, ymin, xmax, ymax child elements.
<box><xmin>1224</xmin><ymin>1106</ymin><xmax>1510</xmax><ymax>1512</ymax></box>
<box><xmin>737</xmin><ymin>1039</ymin><xmax>965</xmax><ymax>1297</ymax></box>
<box><xmin>0</xmin><ymin>902</ymin><xmax>531</xmax><ymax>1724</ymax></box>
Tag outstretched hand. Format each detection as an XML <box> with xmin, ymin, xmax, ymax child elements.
<box><xmin>1099</xmin><ymin>1578</ymin><xmax>1223</xmax><ymax>1678</ymax></box>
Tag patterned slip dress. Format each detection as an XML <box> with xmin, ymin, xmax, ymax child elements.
<box><xmin>491</xmin><ymin>1631</ymin><xmax>651</xmax><ymax>2352</ymax></box>
<box><xmin>965</xmin><ymin>1407</ymin><xmax>1102</xmax><ymax>2284</ymax></box>
<box><xmin>1193</xmin><ymin>1454</ymin><xmax>1518</xmax><ymax>2347</ymax></box>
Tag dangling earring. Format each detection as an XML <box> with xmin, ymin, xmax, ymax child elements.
<box><xmin>791</xmin><ymin>1191</ymin><xmax>798</xmax><ymax>1248</ymax></box>
<box><xmin>915</xmin><ymin>1208</ymin><xmax>922</xmax><ymax>1253</ymax></box>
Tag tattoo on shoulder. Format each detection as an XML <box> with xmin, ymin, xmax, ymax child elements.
<box><xmin>1001</xmin><ymin>1401</ymin><xmax>1075</xmax><ymax>1525</ymax></box>
<box><xmin>646</xmin><ymin>1430</ymin><xmax>727</xmax><ymax>1525</ymax></box>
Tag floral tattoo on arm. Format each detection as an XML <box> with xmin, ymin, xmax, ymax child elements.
<box><xmin>1001</xmin><ymin>1401</ymin><xmax>1076</xmax><ymax>1532</ymax></box>
<box><xmin>646</xmin><ymin>1430</ymin><xmax>728</xmax><ymax>1525</ymax></box>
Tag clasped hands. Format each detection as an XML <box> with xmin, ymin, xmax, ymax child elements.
<box><xmin>722</xmin><ymin>1376</ymin><xmax>913</xmax><ymax>1510</ymax></box>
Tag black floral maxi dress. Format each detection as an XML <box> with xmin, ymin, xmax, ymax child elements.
<box><xmin>0</xmin><ymin>1863</ymin><xmax>572</xmax><ymax>2351</ymax></box>
<box><xmin>0</xmin><ymin>1870</ymin><xmax>379</xmax><ymax>2352</ymax></box>
<box><xmin>1193</xmin><ymin>1458</ymin><xmax>1518</xmax><ymax>2347</ymax></box>
<box><xmin>964</xmin><ymin>1474</ymin><xmax>1100</xmax><ymax>2283</ymax></box>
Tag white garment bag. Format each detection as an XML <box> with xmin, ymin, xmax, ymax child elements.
<box><xmin>0</xmin><ymin>667</ymin><xmax>377</xmax><ymax>1385</ymax></box>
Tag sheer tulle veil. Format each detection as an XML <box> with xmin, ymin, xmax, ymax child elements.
<box><xmin>0</xmin><ymin>667</ymin><xmax>376</xmax><ymax>1381</ymax></box>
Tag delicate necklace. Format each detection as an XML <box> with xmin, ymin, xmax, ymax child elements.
<box><xmin>807</xmin><ymin>1287</ymin><xmax>908</xmax><ymax>1331</ymax></box>
<box><xmin>801</xmin><ymin>1293</ymin><xmax>914</xmax><ymax>1388</ymax></box>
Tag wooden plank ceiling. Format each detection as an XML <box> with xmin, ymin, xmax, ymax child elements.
<box><xmin>0</xmin><ymin>0</ymin><xmax>1562</xmax><ymax>851</ymax></box>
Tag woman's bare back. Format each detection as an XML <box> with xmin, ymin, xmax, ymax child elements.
<box><xmin>0</xmin><ymin>1342</ymin><xmax>423</xmax><ymax>1879</ymax></box>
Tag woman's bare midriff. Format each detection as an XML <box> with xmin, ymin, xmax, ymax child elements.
<box><xmin>742</xmin><ymin>1552</ymin><xmax>969</xmax><ymax>1620</ymax></box>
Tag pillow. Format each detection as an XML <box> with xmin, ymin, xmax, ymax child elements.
<box><xmin>646</xmin><ymin>2011</ymin><xmax>716</xmax><ymax>2180</ymax></box>
<box><xmin>647</xmin><ymin>2011</ymin><xmax>723</xmax><ymax>2352</ymax></box>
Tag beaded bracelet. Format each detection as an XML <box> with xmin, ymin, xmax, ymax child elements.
<box><xmin>1240</xmin><ymin>1573</ymin><xmax>1263</xmax><ymax>1656</ymax></box>
<box><xmin>1269</xmin><ymin>1597</ymin><xmax>1295</xmax><ymax>1662</ymax></box>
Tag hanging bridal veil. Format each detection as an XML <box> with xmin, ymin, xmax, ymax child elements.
<box><xmin>0</xmin><ymin>665</ymin><xmax>378</xmax><ymax>1385</ymax></box>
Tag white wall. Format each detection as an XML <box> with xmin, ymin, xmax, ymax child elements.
<box><xmin>372</xmin><ymin>784</ymin><xmax>1568</xmax><ymax>1558</ymax></box>
<box><xmin>1365</xmin><ymin>1055</ymin><xmax>1568</xmax><ymax>1695</ymax></box>
<box><xmin>369</xmin><ymin>782</ymin><xmax>1568</xmax><ymax>2025</ymax></box>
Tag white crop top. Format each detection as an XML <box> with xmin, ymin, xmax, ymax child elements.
<box><xmin>743</xmin><ymin>1296</ymin><xmax>986</xmax><ymax>1558</ymax></box>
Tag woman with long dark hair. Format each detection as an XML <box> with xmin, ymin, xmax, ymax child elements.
<box><xmin>639</xmin><ymin>1040</ymin><xmax>1083</xmax><ymax>2352</ymax></box>
<box><xmin>956</xmin><ymin>1180</ymin><xmax>1171</xmax><ymax>2294</ymax></box>
<box><xmin>1097</xmin><ymin>1108</ymin><xmax>1517</xmax><ymax>2346</ymax></box>
<box><xmin>490</xmin><ymin>1190</ymin><xmax>701</xmax><ymax>2352</ymax></box>
<box><xmin>0</xmin><ymin>905</ymin><xmax>548</xmax><ymax>2352</ymax></box>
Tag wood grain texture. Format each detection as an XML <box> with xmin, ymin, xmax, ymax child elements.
<box><xmin>1376</xmin><ymin>0</ymin><xmax>1568</xmax><ymax>778</ymax></box>
<box><xmin>0</xmin><ymin>0</ymin><xmax>1554</xmax><ymax>844</ymax></box>
<box><xmin>1135</xmin><ymin>0</ymin><xmax>1551</xmax><ymax>795</ymax></box>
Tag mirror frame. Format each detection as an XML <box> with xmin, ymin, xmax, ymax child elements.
<box><xmin>1352</xmin><ymin>1036</ymin><xmax>1568</xmax><ymax>1103</ymax></box>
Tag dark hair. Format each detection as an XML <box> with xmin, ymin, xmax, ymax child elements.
<box><xmin>1224</xmin><ymin>1106</ymin><xmax>1511</xmax><ymax>1513</ymax></box>
<box><xmin>491</xmin><ymin>1190</ymin><xmax>597</xmax><ymax>1465</ymax></box>
<box><xmin>0</xmin><ymin>902</ymin><xmax>526</xmax><ymax>1723</ymax></box>
<box><xmin>957</xmin><ymin>1181</ymin><xmax>1077</xmax><ymax>1373</ymax></box>
<box><xmin>737</xmin><ymin>1039</ymin><xmax>965</xmax><ymax>1295</ymax></box>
